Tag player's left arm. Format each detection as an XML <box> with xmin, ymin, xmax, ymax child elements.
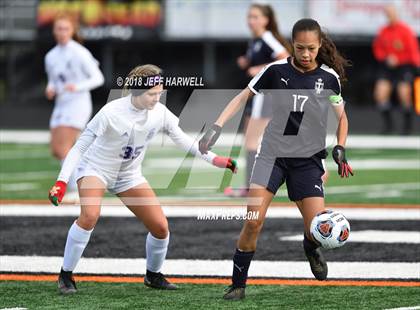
<box><xmin>164</xmin><ymin>109</ymin><xmax>237</xmax><ymax>173</ymax></box>
<box><xmin>72</xmin><ymin>51</ymin><xmax>105</xmax><ymax>92</ymax></box>
<box><xmin>330</xmin><ymin>96</ymin><xmax>353</xmax><ymax>178</ymax></box>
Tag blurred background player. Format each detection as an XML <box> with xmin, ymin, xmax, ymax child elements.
<box><xmin>45</xmin><ymin>13</ymin><xmax>104</xmax><ymax>199</ymax></box>
<box><xmin>200</xmin><ymin>18</ymin><xmax>353</xmax><ymax>301</ymax></box>
<box><xmin>225</xmin><ymin>4</ymin><xmax>290</xmax><ymax>197</ymax></box>
<box><xmin>48</xmin><ymin>64</ymin><xmax>237</xmax><ymax>294</ymax></box>
<box><xmin>372</xmin><ymin>5</ymin><xmax>420</xmax><ymax>135</ymax></box>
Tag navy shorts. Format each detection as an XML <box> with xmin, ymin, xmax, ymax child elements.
<box><xmin>250</xmin><ymin>155</ymin><xmax>325</xmax><ymax>201</ymax></box>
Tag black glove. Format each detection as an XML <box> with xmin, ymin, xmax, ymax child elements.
<box><xmin>332</xmin><ymin>145</ymin><xmax>354</xmax><ymax>178</ymax></box>
<box><xmin>199</xmin><ymin>124</ymin><xmax>222</xmax><ymax>154</ymax></box>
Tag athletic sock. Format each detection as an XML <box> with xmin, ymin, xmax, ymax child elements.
<box><xmin>146</xmin><ymin>232</ymin><xmax>169</xmax><ymax>273</ymax></box>
<box><xmin>62</xmin><ymin>221</ymin><xmax>93</xmax><ymax>272</ymax></box>
<box><xmin>246</xmin><ymin>151</ymin><xmax>257</xmax><ymax>189</ymax></box>
<box><xmin>303</xmin><ymin>233</ymin><xmax>319</xmax><ymax>251</ymax></box>
<box><xmin>232</xmin><ymin>248</ymin><xmax>255</xmax><ymax>288</ymax></box>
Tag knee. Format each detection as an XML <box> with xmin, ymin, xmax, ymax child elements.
<box><xmin>150</xmin><ymin>220</ymin><xmax>169</xmax><ymax>239</ymax></box>
<box><xmin>77</xmin><ymin>212</ymin><xmax>100</xmax><ymax>230</ymax></box>
<box><xmin>243</xmin><ymin>220</ymin><xmax>264</xmax><ymax>236</ymax></box>
<box><xmin>51</xmin><ymin>145</ymin><xmax>68</xmax><ymax>160</ymax></box>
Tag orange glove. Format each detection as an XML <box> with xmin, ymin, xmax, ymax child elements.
<box><xmin>48</xmin><ymin>181</ymin><xmax>67</xmax><ymax>206</ymax></box>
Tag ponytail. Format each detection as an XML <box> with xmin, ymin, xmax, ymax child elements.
<box><xmin>317</xmin><ymin>31</ymin><xmax>350</xmax><ymax>83</ymax></box>
<box><xmin>251</xmin><ymin>4</ymin><xmax>292</xmax><ymax>55</ymax></box>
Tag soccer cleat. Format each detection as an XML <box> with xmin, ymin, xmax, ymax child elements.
<box><xmin>303</xmin><ymin>245</ymin><xmax>328</xmax><ymax>281</ymax></box>
<box><xmin>58</xmin><ymin>268</ymin><xmax>77</xmax><ymax>294</ymax></box>
<box><xmin>144</xmin><ymin>271</ymin><xmax>178</xmax><ymax>290</ymax></box>
<box><xmin>223</xmin><ymin>285</ymin><xmax>245</xmax><ymax>300</ymax></box>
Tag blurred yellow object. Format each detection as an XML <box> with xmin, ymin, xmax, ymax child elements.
<box><xmin>415</xmin><ymin>76</ymin><xmax>420</xmax><ymax>115</ymax></box>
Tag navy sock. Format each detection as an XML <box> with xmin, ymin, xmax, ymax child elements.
<box><xmin>232</xmin><ymin>248</ymin><xmax>255</xmax><ymax>288</ymax></box>
<box><xmin>303</xmin><ymin>233</ymin><xmax>319</xmax><ymax>251</ymax></box>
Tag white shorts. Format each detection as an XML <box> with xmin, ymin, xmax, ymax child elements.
<box><xmin>75</xmin><ymin>162</ymin><xmax>147</xmax><ymax>195</ymax></box>
<box><xmin>50</xmin><ymin>99</ymin><xmax>92</xmax><ymax>130</ymax></box>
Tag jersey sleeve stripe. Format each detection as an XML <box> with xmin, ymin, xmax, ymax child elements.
<box><xmin>262</xmin><ymin>31</ymin><xmax>286</xmax><ymax>58</ymax></box>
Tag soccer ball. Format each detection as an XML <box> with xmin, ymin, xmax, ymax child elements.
<box><xmin>310</xmin><ymin>210</ymin><xmax>350</xmax><ymax>249</ymax></box>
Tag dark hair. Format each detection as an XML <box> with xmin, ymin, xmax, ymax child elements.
<box><xmin>251</xmin><ymin>4</ymin><xmax>292</xmax><ymax>54</ymax></box>
<box><xmin>292</xmin><ymin>18</ymin><xmax>350</xmax><ymax>82</ymax></box>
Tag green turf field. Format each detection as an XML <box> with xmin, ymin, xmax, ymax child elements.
<box><xmin>1</xmin><ymin>281</ymin><xmax>419</xmax><ymax>310</ymax></box>
<box><xmin>0</xmin><ymin>143</ymin><xmax>419</xmax><ymax>203</ymax></box>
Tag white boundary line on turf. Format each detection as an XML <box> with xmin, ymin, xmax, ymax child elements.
<box><xmin>1</xmin><ymin>205</ymin><xmax>419</xmax><ymax>220</ymax></box>
<box><xmin>1</xmin><ymin>256</ymin><xmax>419</xmax><ymax>279</ymax></box>
<box><xmin>384</xmin><ymin>307</ymin><xmax>420</xmax><ymax>310</ymax></box>
<box><xmin>1</xmin><ymin>130</ymin><xmax>419</xmax><ymax>149</ymax></box>
<box><xmin>280</xmin><ymin>230</ymin><xmax>420</xmax><ymax>244</ymax></box>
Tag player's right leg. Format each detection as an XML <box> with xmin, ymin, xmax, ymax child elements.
<box><xmin>117</xmin><ymin>182</ymin><xmax>177</xmax><ymax>290</ymax></box>
<box><xmin>296</xmin><ymin>197</ymin><xmax>328</xmax><ymax>281</ymax></box>
<box><xmin>58</xmin><ymin>176</ymin><xmax>105</xmax><ymax>294</ymax></box>
<box><xmin>223</xmin><ymin>184</ymin><xmax>273</xmax><ymax>301</ymax></box>
<box><xmin>373</xmin><ymin>78</ymin><xmax>393</xmax><ymax>134</ymax></box>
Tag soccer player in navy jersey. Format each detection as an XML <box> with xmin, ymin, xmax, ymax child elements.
<box><xmin>199</xmin><ymin>18</ymin><xmax>354</xmax><ymax>300</ymax></box>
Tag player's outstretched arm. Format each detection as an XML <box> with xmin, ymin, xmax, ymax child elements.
<box><xmin>199</xmin><ymin>88</ymin><xmax>252</xmax><ymax>154</ymax></box>
<box><xmin>167</xmin><ymin>124</ymin><xmax>237</xmax><ymax>173</ymax></box>
<box><xmin>333</xmin><ymin>109</ymin><xmax>353</xmax><ymax>178</ymax></box>
<box><xmin>48</xmin><ymin>129</ymin><xmax>96</xmax><ymax>206</ymax></box>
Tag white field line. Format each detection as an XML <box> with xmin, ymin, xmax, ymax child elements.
<box><xmin>1</xmin><ymin>154</ymin><xmax>418</xmax><ymax>170</ymax></box>
<box><xmin>0</xmin><ymin>171</ymin><xmax>57</xmax><ymax>181</ymax></box>
<box><xmin>384</xmin><ymin>307</ymin><xmax>420</xmax><ymax>310</ymax></box>
<box><xmin>0</xmin><ymin>256</ymin><xmax>419</xmax><ymax>279</ymax></box>
<box><xmin>1</xmin><ymin>205</ymin><xmax>419</xmax><ymax>221</ymax></box>
<box><xmin>142</xmin><ymin>158</ymin><xmax>420</xmax><ymax>170</ymax></box>
<box><xmin>324</xmin><ymin>182</ymin><xmax>420</xmax><ymax>195</ymax></box>
<box><xmin>1</xmin><ymin>131</ymin><xmax>419</xmax><ymax>149</ymax></box>
<box><xmin>280</xmin><ymin>230</ymin><xmax>420</xmax><ymax>244</ymax></box>
<box><xmin>0</xmin><ymin>150</ymin><xmax>50</xmax><ymax>160</ymax></box>
<box><xmin>0</xmin><ymin>183</ymin><xmax>40</xmax><ymax>191</ymax></box>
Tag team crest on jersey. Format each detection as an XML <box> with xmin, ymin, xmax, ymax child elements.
<box><xmin>314</xmin><ymin>78</ymin><xmax>324</xmax><ymax>94</ymax></box>
<box><xmin>253</xmin><ymin>41</ymin><xmax>262</xmax><ymax>53</ymax></box>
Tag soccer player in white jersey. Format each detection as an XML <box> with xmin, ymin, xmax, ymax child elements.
<box><xmin>45</xmin><ymin>14</ymin><xmax>104</xmax><ymax>197</ymax></box>
<box><xmin>48</xmin><ymin>64</ymin><xmax>237</xmax><ymax>294</ymax></box>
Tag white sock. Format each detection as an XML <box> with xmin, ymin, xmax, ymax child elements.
<box><xmin>62</xmin><ymin>221</ymin><xmax>93</xmax><ymax>272</ymax></box>
<box><xmin>146</xmin><ymin>232</ymin><xmax>170</xmax><ymax>273</ymax></box>
<box><xmin>61</xmin><ymin>159</ymin><xmax>78</xmax><ymax>192</ymax></box>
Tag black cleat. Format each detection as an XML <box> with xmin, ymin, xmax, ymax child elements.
<box><xmin>304</xmin><ymin>246</ymin><xmax>328</xmax><ymax>280</ymax></box>
<box><xmin>223</xmin><ymin>285</ymin><xmax>245</xmax><ymax>300</ymax></box>
<box><xmin>144</xmin><ymin>271</ymin><xmax>178</xmax><ymax>290</ymax></box>
<box><xmin>58</xmin><ymin>268</ymin><xmax>77</xmax><ymax>295</ymax></box>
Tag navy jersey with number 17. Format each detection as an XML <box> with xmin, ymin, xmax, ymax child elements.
<box><xmin>248</xmin><ymin>57</ymin><xmax>343</xmax><ymax>159</ymax></box>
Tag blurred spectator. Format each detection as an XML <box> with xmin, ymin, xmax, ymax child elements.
<box><xmin>372</xmin><ymin>5</ymin><xmax>420</xmax><ymax>135</ymax></box>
